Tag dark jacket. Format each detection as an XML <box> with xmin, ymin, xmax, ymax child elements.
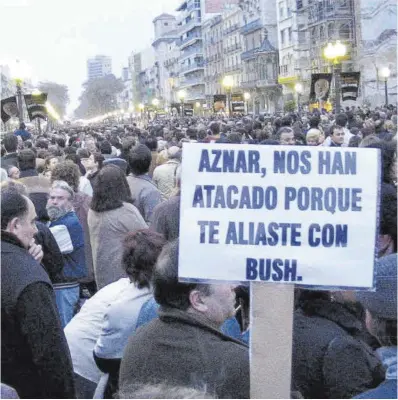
<box><xmin>1</xmin><ymin>232</ymin><xmax>76</xmax><ymax>398</ymax></box>
<box><xmin>119</xmin><ymin>306</ymin><xmax>250</xmax><ymax>399</ymax></box>
<box><xmin>292</xmin><ymin>299</ymin><xmax>385</xmax><ymax>398</ymax></box>
<box><xmin>35</xmin><ymin>221</ymin><xmax>65</xmax><ymax>283</ymax></box>
<box><xmin>1</xmin><ymin>152</ymin><xmax>18</xmax><ymax>171</ymax></box>
<box><xmin>19</xmin><ymin>168</ymin><xmax>37</xmax><ymax>178</ymax></box>
<box><xmin>150</xmin><ymin>194</ymin><xmax>180</xmax><ymax>240</ymax></box>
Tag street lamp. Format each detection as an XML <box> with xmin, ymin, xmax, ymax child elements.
<box><xmin>152</xmin><ymin>98</ymin><xmax>159</xmax><ymax>107</ymax></box>
<box><xmin>294</xmin><ymin>83</ymin><xmax>303</xmax><ymax>117</ymax></box>
<box><xmin>243</xmin><ymin>92</ymin><xmax>251</xmax><ymax>114</ymax></box>
<box><xmin>32</xmin><ymin>89</ymin><xmax>43</xmax><ymax>133</ymax></box>
<box><xmin>323</xmin><ymin>41</ymin><xmax>347</xmax><ymax>114</ymax></box>
<box><xmin>177</xmin><ymin>89</ymin><xmax>186</xmax><ymax>117</ymax></box>
<box><xmin>379</xmin><ymin>67</ymin><xmax>390</xmax><ymax>106</ymax></box>
<box><xmin>10</xmin><ymin>59</ymin><xmax>31</xmax><ymax>124</ymax></box>
<box><xmin>222</xmin><ymin>75</ymin><xmax>234</xmax><ymax>116</ymax></box>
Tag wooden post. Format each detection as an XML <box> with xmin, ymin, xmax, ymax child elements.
<box><xmin>250</xmin><ymin>282</ymin><xmax>295</xmax><ymax>399</ymax></box>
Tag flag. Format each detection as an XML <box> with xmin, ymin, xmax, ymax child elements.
<box><xmin>1</xmin><ymin>96</ymin><xmax>19</xmax><ymax>123</ymax></box>
<box><xmin>340</xmin><ymin>72</ymin><xmax>360</xmax><ymax>101</ymax></box>
<box><xmin>184</xmin><ymin>103</ymin><xmax>194</xmax><ymax>116</ymax></box>
<box><xmin>24</xmin><ymin>93</ymin><xmax>48</xmax><ymax>121</ymax></box>
<box><xmin>310</xmin><ymin>73</ymin><xmax>333</xmax><ymax>102</ymax></box>
<box><xmin>213</xmin><ymin>94</ymin><xmax>226</xmax><ymax>112</ymax></box>
<box><xmin>231</xmin><ymin>94</ymin><xmax>244</xmax><ymax>113</ymax></box>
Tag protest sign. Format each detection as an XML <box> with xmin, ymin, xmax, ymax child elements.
<box><xmin>179</xmin><ymin>143</ymin><xmax>380</xmax><ymax>289</ymax></box>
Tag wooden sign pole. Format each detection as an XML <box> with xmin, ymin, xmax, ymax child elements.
<box><xmin>250</xmin><ymin>282</ymin><xmax>295</xmax><ymax>399</ymax></box>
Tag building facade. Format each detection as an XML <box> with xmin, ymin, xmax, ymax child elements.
<box><xmin>203</xmin><ymin>14</ymin><xmax>223</xmax><ymax>106</ymax></box>
<box><xmin>359</xmin><ymin>0</ymin><xmax>397</xmax><ymax>106</ymax></box>
<box><xmin>152</xmin><ymin>13</ymin><xmax>179</xmax><ymax>107</ymax></box>
<box><xmin>238</xmin><ymin>0</ymin><xmax>281</xmax><ymax>114</ymax></box>
<box><xmin>86</xmin><ymin>55</ymin><xmax>112</xmax><ymax>81</ymax></box>
<box><xmin>176</xmin><ymin>0</ymin><xmax>206</xmax><ymax>103</ymax></box>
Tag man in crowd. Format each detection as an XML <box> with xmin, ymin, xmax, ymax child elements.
<box><xmin>1</xmin><ymin>190</ymin><xmax>75</xmax><ymax>398</ymax></box>
<box><xmin>47</xmin><ymin>180</ymin><xmax>86</xmax><ymax>327</ymax></box>
<box><xmin>119</xmin><ymin>239</ymin><xmax>250</xmax><ymax>399</ymax></box>
<box><xmin>1</xmin><ymin>134</ymin><xmax>19</xmax><ymax>171</ymax></box>
<box><xmin>127</xmin><ymin>144</ymin><xmax>162</xmax><ymax>224</ymax></box>
<box><xmin>14</xmin><ymin>122</ymin><xmax>31</xmax><ymax>141</ymax></box>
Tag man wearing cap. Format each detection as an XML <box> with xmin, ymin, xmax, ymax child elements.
<box><xmin>46</xmin><ymin>180</ymin><xmax>86</xmax><ymax>327</ymax></box>
<box><xmin>153</xmin><ymin>146</ymin><xmax>181</xmax><ymax>200</ymax></box>
<box><xmin>355</xmin><ymin>254</ymin><xmax>397</xmax><ymax>399</ymax></box>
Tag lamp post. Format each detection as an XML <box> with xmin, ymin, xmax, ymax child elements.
<box><xmin>244</xmin><ymin>92</ymin><xmax>251</xmax><ymax>115</ymax></box>
<box><xmin>138</xmin><ymin>103</ymin><xmax>145</xmax><ymax>120</ymax></box>
<box><xmin>222</xmin><ymin>75</ymin><xmax>234</xmax><ymax>116</ymax></box>
<box><xmin>379</xmin><ymin>67</ymin><xmax>390</xmax><ymax>106</ymax></box>
<box><xmin>323</xmin><ymin>41</ymin><xmax>347</xmax><ymax>114</ymax></box>
<box><xmin>152</xmin><ymin>98</ymin><xmax>159</xmax><ymax>120</ymax></box>
<box><xmin>32</xmin><ymin>89</ymin><xmax>42</xmax><ymax>133</ymax></box>
<box><xmin>177</xmin><ymin>89</ymin><xmax>186</xmax><ymax>117</ymax></box>
<box><xmin>10</xmin><ymin>60</ymin><xmax>31</xmax><ymax>125</ymax></box>
<box><xmin>294</xmin><ymin>83</ymin><xmax>303</xmax><ymax>118</ymax></box>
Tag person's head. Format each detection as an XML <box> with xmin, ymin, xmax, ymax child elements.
<box><xmin>36</xmin><ymin>138</ymin><xmax>49</xmax><ymax>150</ymax></box>
<box><xmin>117</xmin><ymin>383</ymin><xmax>213</xmax><ymax>399</ymax></box>
<box><xmin>306</xmin><ymin>129</ymin><xmax>321</xmax><ymax>146</ymax></box>
<box><xmin>209</xmin><ymin>121</ymin><xmax>220</xmax><ymax>136</ymax></box>
<box><xmin>1</xmin><ymin>190</ymin><xmax>38</xmax><ymax>248</ymax></box>
<box><xmin>281</xmin><ymin>115</ymin><xmax>292</xmax><ymax>127</ymax></box>
<box><xmin>357</xmin><ymin>254</ymin><xmax>397</xmax><ymax>347</ymax></box>
<box><xmin>55</xmin><ymin>136</ymin><xmax>66</xmax><ymax>149</ymax></box>
<box><xmin>168</xmin><ymin>146</ymin><xmax>181</xmax><ymax>160</ymax></box>
<box><xmin>144</xmin><ymin>136</ymin><xmax>158</xmax><ymax>152</ymax></box>
<box><xmin>90</xmin><ymin>164</ymin><xmax>132</xmax><ymax>212</ymax></box>
<box><xmin>122</xmin><ymin>230</ymin><xmax>166</xmax><ymax>288</ymax></box>
<box><xmin>335</xmin><ymin>113</ymin><xmax>348</xmax><ymax>128</ymax></box>
<box><xmin>2</xmin><ymin>134</ymin><xmax>18</xmax><ymax>153</ymax></box>
<box><xmin>330</xmin><ymin>125</ymin><xmax>345</xmax><ymax>145</ymax></box>
<box><xmin>46</xmin><ymin>180</ymin><xmax>74</xmax><ymax>221</ymax></box>
<box><xmin>44</xmin><ymin>156</ymin><xmax>60</xmax><ymax>171</ymax></box>
<box><xmin>153</xmin><ymin>240</ymin><xmax>237</xmax><ymax>327</ymax></box>
<box><xmin>359</xmin><ymin>134</ymin><xmax>381</xmax><ymax>148</ymax></box>
<box><xmin>100</xmin><ymin>140</ymin><xmax>112</xmax><ymax>155</ymax></box>
<box><xmin>50</xmin><ymin>161</ymin><xmax>81</xmax><ymax>193</ymax></box>
<box><xmin>19</xmin><ymin>122</ymin><xmax>26</xmax><ymax>130</ymax></box>
<box><xmin>278</xmin><ymin>127</ymin><xmax>295</xmax><ymax>145</ymax></box>
<box><xmin>348</xmin><ymin>135</ymin><xmax>361</xmax><ymax>147</ymax></box>
<box><xmin>17</xmin><ymin>149</ymin><xmax>36</xmax><ymax>171</ymax></box>
<box><xmin>128</xmin><ymin>144</ymin><xmax>152</xmax><ymax>175</ymax></box>
<box><xmin>85</xmin><ymin>138</ymin><xmax>97</xmax><ymax>153</ymax></box>
<box><xmin>7</xmin><ymin>166</ymin><xmax>20</xmax><ymax>180</ymax></box>
<box><xmin>378</xmin><ymin>183</ymin><xmax>397</xmax><ymax>256</ymax></box>
<box><xmin>309</xmin><ymin>116</ymin><xmax>320</xmax><ymax>129</ymax></box>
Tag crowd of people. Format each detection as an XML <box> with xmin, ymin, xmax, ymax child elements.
<box><xmin>1</xmin><ymin>105</ymin><xmax>397</xmax><ymax>399</ymax></box>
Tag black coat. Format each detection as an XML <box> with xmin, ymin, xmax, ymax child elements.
<box><xmin>119</xmin><ymin>306</ymin><xmax>250</xmax><ymax>399</ymax></box>
<box><xmin>0</xmin><ymin>152</ymin><xmax>18</xmax><ymax>171</ymax></box>
<box><xmin>1</xmin><ymin>232</ymin><xmax>76</xmax><ymax>399</ymax></box>
<box><xmin>149</xmin><ymin>195</ymin><xmax>180</xmax><ymax>240</ymax></box>
<box><xmin>292</xmin><ymin>299</ymin><xmax>385</xmax><ymax>399</ymax></box>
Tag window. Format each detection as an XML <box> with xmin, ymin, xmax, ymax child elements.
<box><xmin>280</xmin><ymin>29</ymin><xmax>285</xmax><ymax>45</ymax></box>
<box><xmin>279</xmin><ymin>2</ymin><xmax>284</xmax><ymax>18</ymax></box>
<box><xmin>288</xmin><ymin>27</ymin><xmax>292</xmax><ymax>43</ymax></box>
<box><xmin>287</xmin><ymin>0</ymin><xmax>292</xmax><ymax>17</ymax></box>
<box><xmin>164</xmin><ymin>22</ymin><xmax>168</xmax><ymax>26</ymax></box>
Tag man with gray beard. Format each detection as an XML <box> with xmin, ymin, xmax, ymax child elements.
<box><xmin>47</xmin><ymin>180</ymin><xmax>87</xmax><ymax>328</ymax></box>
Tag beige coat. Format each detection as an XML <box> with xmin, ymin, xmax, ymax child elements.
<box><xmin>88</xmin><ymin>202</ymin><xmax>147</xmax><ymax>289</ymax></box>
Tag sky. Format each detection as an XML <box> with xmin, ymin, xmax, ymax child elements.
<box><xmin>0</xmin><ymin>0</ymin><xmax>181</xmax><ymax>114</ymax></box>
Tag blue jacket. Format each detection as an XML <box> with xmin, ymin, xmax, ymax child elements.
<box><xmin>14</xmin><ymin>129</ymin><xmax>31</xmax><ymax>141</ymax></box>
<box><xmin>50</xmin><ymin>211</ymin><xmax>86</xmax><ymax>281</ymax></box>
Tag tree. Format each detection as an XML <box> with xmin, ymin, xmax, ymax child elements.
<box><xmin>284</xmin><ymin>100</ymin><xmax>296</xmax><ymax>112</ymax></box>
<box><xmin>75</xmin><ymin>74</ymin><xmax>124</xmax><ymax>119</ymax></box>
<box><xmin>38</xmin><ymin>81</ymin><xmax>69</xmax><ymax>118</ymax></box>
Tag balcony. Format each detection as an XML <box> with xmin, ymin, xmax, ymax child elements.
<box><xmin>180</xmin><ymin>17</ymin><xmax>202</xmax><ymax>35</ymax></box>
<box><xmin>179</xmin><ymin>76</ymin><xmax>205</xmax><ymax>88</ymax></box>
<box><xmin>224</xmin><ymin>65</ymin><xmax>243</xmax><ymax>73</ymax></box>
<box><xmin>224</xmin><ymin>23</ymin><xmax>240</xmax><ymax>36</ymax></box>
<box><xmin>180</xmin><ymin>62</ymin><xmax>205</xmax><ymax>74</ymax></box>
<box><xmin>224</xmin><ymin>43</ymin><xmax>242</xmax><ymax>53</ymax></box>
<box><xmin>180</xmin><ymin>46</ymin><xmax>203</xmax><ymax>60</ymax></box>
<box><xmin>179</xmin><ymin>31</ymin><xmax>202</xmax><ymax>50</ymax></box>
<box><xmin>241</xmin><ymin>48</ymin><xmax>258</xmax><ymax>61</ymax></box>
<box><xmin>185</xmin><ymin>91</ymin><xmax>206</xmax><ymax>101</ymax></box>
<box><xmin>240</xmin><ymin>19</ymin><xmax>262</xmax><ymax>35</ymax></box>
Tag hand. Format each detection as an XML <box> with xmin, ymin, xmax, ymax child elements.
<box><xmin>28</xmin><ymin>239</ymin><xmax>44</xmax><ymax>263</ymax></box>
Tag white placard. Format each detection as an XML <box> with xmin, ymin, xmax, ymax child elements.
<box><xmin>179</xmin><ymin>143</ymin><xmax>380</xmax><ymax>289</ymax></box>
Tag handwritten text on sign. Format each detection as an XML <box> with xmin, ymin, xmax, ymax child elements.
<box><xmin>179</xmin><ymin>144</ymin><xmax>379</xmax><ymax>288</ymax></box>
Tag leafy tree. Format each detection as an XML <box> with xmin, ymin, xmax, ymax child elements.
<box><xmin>75</xmin><ymin>74</ymin><xmax>124</xmax><ymax>118</ymax></box>
<box><xmin>38</xmin><ymin>81</ymin><xmax>69</xmax><ymax>118</ymax></box>
<box><xmin>284</xmin><ymin>100</ymin><xmax>296</xmax><ymax>112</ymax></box>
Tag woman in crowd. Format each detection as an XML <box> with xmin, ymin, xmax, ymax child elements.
<box><xmin>88</xmin><ymin>164</ymin><xmax>147</xmax><ymax>289</ymax></box>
